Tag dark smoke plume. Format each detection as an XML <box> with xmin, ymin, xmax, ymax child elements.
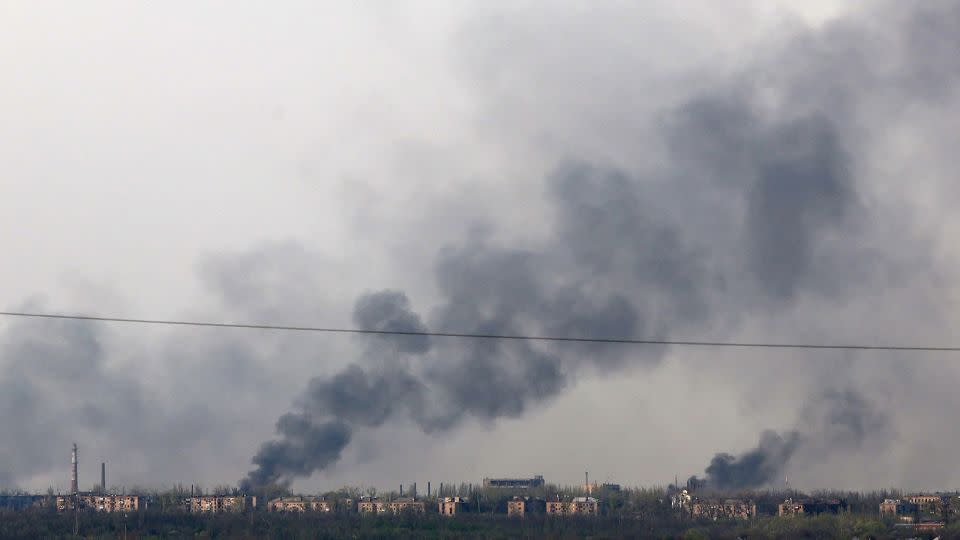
<box><xmin>690</xmin><ymin>389</ymin><xmax>888</xmax><ymax>491</ymax></box>
<box><xmin>241</xmin><ymin>1</ymin><xmax>958</xmax><ymax>490</ymax></box>
<box><xmin>697</xmin><ymin>431</ymin><xmax>803</xmax><ymax>492</ymax></box>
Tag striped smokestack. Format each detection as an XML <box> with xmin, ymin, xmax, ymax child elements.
<box><xmin>70</xmin><ymin>443</ymin><xmax>78</xmax><ymax>495</ymax></box>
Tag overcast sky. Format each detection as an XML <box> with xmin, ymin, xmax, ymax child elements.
<box><xmin>3</xmin><ymin>0</ymin><xmax>960</xmax><ymax>495</ymax></box>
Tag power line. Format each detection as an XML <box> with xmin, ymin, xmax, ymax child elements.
<box><xmin>0</xmin><ymin>310</ymin><xmax>956</xmax><ymax>352</ymax></box>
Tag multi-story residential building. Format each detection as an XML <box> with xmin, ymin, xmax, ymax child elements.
<box><xmin>508</xmin><ymin>496</ymin><xmax>545</xmax><ymax>517</ymax></box>
<box><xmin>778</xmin><ymin>498</ymin><xmax>845</xmax><ymax>516</ymax></box>
<box><xmin>905</xmin><ymin>495</ymin><xmax>942</xmax><ymax>507</ymax></box>
<box><xmin>358</xmin><ymin>497</ymin><xmax>425</xmax><ymax>515</ymax></box>
<box><xmin>880</xmin><ymin>499</ymin><xmax>918</xmax><ymax>522</ymax></box>
<box><xmin>671</xmin><ymin>489</ymin><xmax>692</xmax><ymax>512</ymax></box>
<box><xmin>546</xmin><ymin>497</ymin><xmax>599</xmax><ymax>516</ymax></box>
<box><xmin>691</xmin><ymin>499</ymin><xmax>757</xmax><ymax>520</ymax></box>
<box><xmin>56</xmin><ymin>494</ymin><xmax>143</xmax><ymax>513</ymax></box>
<box><xmin>187</xmin><ymin>495</ymin><xmax>256</xmax><ymax>513</ymax></box>
<box><xmin>358</xmin><ymin>497</ymin><xmax>388</xmax><ymax>514</ymax></box>
<box><xmin>267</xmin><ymin>496</ymin><xmax>331</xmax><ymax>512</ymax></box>
<box><xmin>388</xmin><ymin>498</ymin><xmax>425</xmax><ymax>514</ymax></box>
<box><xmin>438</xmin><ymin>497</ymin><xmax>470</xmax><ymax>516</ymax></box>
<box><xmin>905</xmin><ymin>494</ymin><xmax>944</xmax><ymax>516</ymax></box>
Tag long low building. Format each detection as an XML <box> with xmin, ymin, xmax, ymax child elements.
<box><xmin>778</xmin><ymin>499</ymin><xmax>845</xmax><ymax>516</ymax></box>
<box><xmin>358</xmin><ymin>497</ymin><xmax>425</xmax><ymax>515</ymax></box>
<box><xmin>482</xmin><ymin>476</ymin><xmax>545</xmax><ymax>489</ymax></box>
<box><xmin>546</xmin><ymin>497</ymin><xmax>599</xmax><ymax>516</ymax></box>
<box><xmin>56</xmin><ymin>494</ymin><xmax>143</xmax><ymax>513</ymax></box>
<box><xmin>187</xmin><ymin>495</ymin><xmax>257</xmax><ymax>513</ymax></box>
<box><xmin>691</xmin><ymin>499</ymin><xmax>757</xmax><ymax>520</ymax></box>
<box><xmin>267</xmin><ymin>496</ymin><xmax>331</xmax><ymax>512</ymax></box>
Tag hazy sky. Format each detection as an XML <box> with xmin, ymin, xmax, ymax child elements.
<box><xmin>3</xmin><ymin>0</ymin><xmax>960</xmax><ymax>494</ymax></box>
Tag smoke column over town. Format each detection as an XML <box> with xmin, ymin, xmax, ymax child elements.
<box><xmin>239</xmin><ymin>0</ymin><xmax>960</xmax><ymax>490</ymax></box>
<box><xmin>690</xmin><ymin>389</ymin><xmax>889</xmax><ymax>490</ymax></box>
<box><xmin>2</xmin><ymin>1</ymin><xmax>960</xmax><ymax>493</ymax></box>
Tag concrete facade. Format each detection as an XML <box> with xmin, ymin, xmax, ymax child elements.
<box><xmin>691</xmin><ymin>499</ymin><xmax>757</xmax><ymax>520</ymax></box>
<box><xmin>438</xmin><ymin>496</ymin><xmax>470</xmax><ymax>516</ymax></box>
<box><xmin>508</xmin><ymin>497</ymin><xmax>545</xmax><ymax>517</ymax></box>
<box><xmin>56</xmin><ymin>494</ymin><xmax>142</xmax><ymax>513</ymax></box>
<box><xmin>267</xmin><ymin>496</ymin><xmax>331</xmax><ymax>512</ymax></box>
<box><xmin>546</xmin><ymin>497</ymin><xmax>599</xmax><ymax>516</ymax></box>
<box><xmin>187</xmin><ymin>495</ymin><xmax>256</xmax><ymax>513</ymax></box>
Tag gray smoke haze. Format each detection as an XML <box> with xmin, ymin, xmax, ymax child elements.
<box><xmin>4</xmin><ymin>1</ymin><xmax>960</xmax><ymax>493</ymax></box>
<box><xmin>0</xmin><ymin>301</ymin><xmax>263</xmax><ymax>490</ymax></box>
<box><xmin>240</xmin><ymin>0</ymin><xmax>960</xmax><ymax>491</ymax></box>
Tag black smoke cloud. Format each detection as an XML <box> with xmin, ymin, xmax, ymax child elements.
<box><xmin>701</xmin><ymin>431</ymin><xmax>803</xmax><ymax>492</ymax></box>
<box><xmin>692</xmin><ymin>389</ymin><xmax>889</xmax><ymax>491</ymax></box>
<box><xmin>2</xmin><ymin>2</ymin><xmax>953</xmax><ymax>492</ymax></box>
<box><xmin>240</xmin><ymin>1</ymin><xmax>960</xmax><ymax>490</ymax></box>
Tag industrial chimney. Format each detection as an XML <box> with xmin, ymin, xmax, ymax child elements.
<box><xmin>101</xmin><ymin>462</ymin><xmax>106</xmax><ymax>495</ymax></box>
<box><xmin>70</xmin><ymin>443</ymin><xmax>78</xmax><ymax>495</ymax></box>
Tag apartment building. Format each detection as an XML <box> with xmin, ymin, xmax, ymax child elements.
<box><xmin>508</xmin><ymin>496</ymin><xmax>545</xmax><ymax>517</ymax></box>
<box><xmin>691</xmin><ymin>499</ymin><xmax>757</xmax><ymax>520</ymax></box>
<box><xmin>187</xmin><ymin>495</ymin><xmax>256</xmax><ymax>513</ymax></box>
<box><xmin>778</xmin><ymin>498</ymin><xmax>845</xmax><ymax>516</ymax></box>
<box><xmin>55</xmin><ymin>494</ymin><xmax>142</xmax><ymax>513</ymax></box>
<box><xmin>546</xmin><ymin>497</ymin><xmax>599</xmax><ymax>516</ymax></box>
<box><xmin>267</xmin><ymin>496</ymin><xmax>331</xmax><ymax>512</ymax></box>
<box><xmin>438</xmin><ymin>496</ymin><xmax>470</xmax><ymax>516</ymax></box>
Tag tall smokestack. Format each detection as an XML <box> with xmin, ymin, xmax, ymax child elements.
<box><xmin>101</xmin><ymin>462</ymin><xmax>106</xmax><ymax>495</ymax></box>
<box><xmin>70</xmin><ymin>443</ymin><xmax>78</xmax><ymax>495</ymax></box>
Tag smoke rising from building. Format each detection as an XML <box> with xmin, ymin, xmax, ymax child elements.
<box><xmin>691</xmin><ymin>390</ymin><xmax>889</xmax><ymax>490</ymax></box>
<box><xmin>2</xmin><ymin>1</ymin><xmax>960</xmax><ymax>492</ymax></box>
<box><xmin>240</xmin><ymin>1</ymin><xmax>960</xmax><ymax>491</ymax></box>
